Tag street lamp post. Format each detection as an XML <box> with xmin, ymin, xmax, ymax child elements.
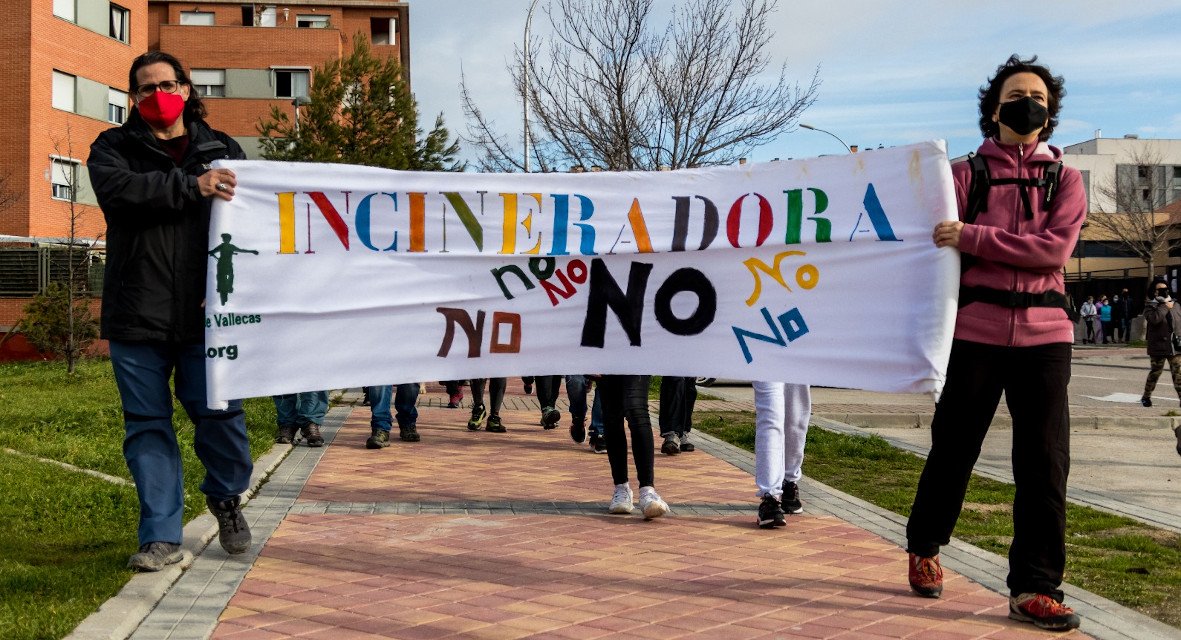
<box><xmin>292</xmin><ymin>96</ymin><xmax>311</xmax><ymax>135</ymax></box>
<box><xmin>523</xmin><ymin>0</ymin><xmax>541</xmax><ymax>173</ymax></box>
<box><xmin>799</xmin><ymin>123</ymin><xmax>852</xmax><ymax>154</ymax></box>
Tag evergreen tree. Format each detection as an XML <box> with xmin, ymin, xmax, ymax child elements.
<box><xmin>258</xmin><ymin>35</ymin><xmax>462</xmax><ymax>171</ymax></box>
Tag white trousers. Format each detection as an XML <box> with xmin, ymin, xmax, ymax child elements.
<box><xmin>753</xmin><ymin>381</ymin><xmax>811</xmax><ymax>497</ymax></box>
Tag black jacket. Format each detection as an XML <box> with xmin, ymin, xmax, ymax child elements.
<box><xmin>89</xmin><ymin>111</ymin><xmax>246</xmax><ymax>343</ymax></box>
<box><xmin>1143</xmin><ymin>298</ymin><xmax>1181</xmax><ymax>358</ymax></box>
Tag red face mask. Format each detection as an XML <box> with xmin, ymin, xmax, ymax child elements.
<box><xmin>137</xmin><ymin>91</ymin><xmax>186</xmax><ymax>130</ymax></box>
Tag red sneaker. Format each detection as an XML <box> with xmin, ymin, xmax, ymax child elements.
<box><xmin>447</xmin><ymin>392</ymin><xmax>462</xmax><ymax>408</ymax></box>
<box><xmin>1009</xmin><ymin>593</ymin><xmax>1080</xmax><ymax>630</ymax></box>
<box><xmin>908</xmin><ymin>553</ymin><xmax>943</xmax><ymax>598</ymax></box>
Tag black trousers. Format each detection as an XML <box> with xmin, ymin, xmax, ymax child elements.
<box><xmin>600</xmin><ymin>375</ymin><xmax>655</xmax><ymax>487</ymax></box>
<box><xmin>535</xmin><ymin>375</ymin><xmax>563</xmax><ymax>410</ymax></box>
<box><xmin>469</xmin><ymin>378</ymin><xmax>506</xmax><ymax>415</ymax></box>
<box><xmin>658</xmin><ymin>376</ymin><xmax>697</xmax><ymax>437</ymax></box>
<box><xmin>906</xmin><ymin>339</ymin><xmax>1071</xmax><ymax>600</ymax></box>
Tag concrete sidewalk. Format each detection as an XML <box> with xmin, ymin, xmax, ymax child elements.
<box><xmin>73</xmin><ymin>381</ymin><xmax>1180</xmax><ymax>640</ymax></box>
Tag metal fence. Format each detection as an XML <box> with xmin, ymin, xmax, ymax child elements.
<box><xmin>0</xmin><ymin>246</ymin><xmax>103</xmax><ymax>297</ymax></box>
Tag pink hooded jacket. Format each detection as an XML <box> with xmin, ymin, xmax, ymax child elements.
<box><xmin>952</xmin><ymin>138</ymin><xmax>1087</xmax><ymax>347</ymax></box>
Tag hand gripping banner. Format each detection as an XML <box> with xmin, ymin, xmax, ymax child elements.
<box><xmin>205</xmin><ymin>140</ymin><xmax>959</xmax><ymax>408</ymax></box>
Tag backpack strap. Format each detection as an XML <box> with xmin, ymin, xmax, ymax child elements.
<box><xmin>964</xmin><ymin>153</ymin><xmax>990</xmax><ymax>225</ymax></box>
<box><xmin>1041</xmin><ymin>161</ymin><xmax>1062</xmax><ymax>207</ymax></box>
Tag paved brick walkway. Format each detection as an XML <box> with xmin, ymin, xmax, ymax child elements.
<box><xmin>186</xmin><ymin>382</ymin><xmax>1098</xmax><ymax>640</ymax></box>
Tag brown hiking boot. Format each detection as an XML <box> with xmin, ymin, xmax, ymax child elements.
<box><xmin>274</xmin><ymin>424</ymin><xmax>298</xmax><ymax>444</ymax></box>
<box><xmin>300</xmin><ymin>423</ymin><xmax>324</xmax><ymax>447</ymax></box>
<box><xmin>908</xmin><ymin>553</ymin><xmax>943</xmax><ymax>598</ymax></box>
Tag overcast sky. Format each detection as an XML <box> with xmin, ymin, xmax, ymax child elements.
<box><xmin>408</xmin><ymin>0</ymin><xmax>1181</xmax><ymax>167</ymax></box>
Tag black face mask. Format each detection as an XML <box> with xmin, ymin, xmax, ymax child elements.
<box><xmin>998</xmin><ymin>96</ymin><xmax>1049</xmax><ymax>136</ymax></box>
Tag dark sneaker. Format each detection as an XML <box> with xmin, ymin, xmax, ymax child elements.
<box><xmin>523</xmin><ymin>381</ymin><xmax>533</xmax><ymax>394</ymax></box>
<box><xmin>366</xmin><ymin>428</ymin><xmax>390</xmax><ymax>449</ymax></box>
<box><xmin>570</xmin><ymin>415</ymin><xmax>586</xmax><ymax>444</ymax></box>
<box><xmin>679</xmin><ymin>433</ymin><xmax>695</xmax><ymax>452</ymax></box>
<box><xmin>591</xmin><ymin>434</ymin><xmax>607</xmax><ymax>454</ymax></box>
<box><xmin>1141</xmin><ymin>396</ymin><xmax>1152</xmax><ymax>407</ymax></box>
<box><xmin>757</xmin><ymin>495</ymin><xmax>787</xmax><ymax>529</ymax></box>
<box><xmin>661</xmin><ymin>438</ymin><xmax>680</xmax><ymax>456</ymax></box>
<box><xmin>447</xmin><ymin>392</ymin><xmax>462</xmax><ymax>408</ymax></box>
<box><xmin>207</xmin><ymin>496</ymin><xmax>251</xmax><ymax>555</ymax></box>
<box><xmin>1009</xmin><ymin>593</ymin><xmax>1080</xmax><ymax>630</ymax></box>
<box><xmin>300</xmin><ymin>423</ymin><xmax>324</xmax><ymax>447</ymax></box>
<box><xmin>127</xmin><ymin>541</ymin><xmax>183</xmax><ymax>572</ymax></box>
<box><xmin>399</xmin><ymin>424</ymin><xmax>421</xmax><ymax>442</ymax></box>
<box><xmin>274</xmin><ymin>424</ymin><xmax>298</xmax><ymax>444</ymax></box>
<box><xmin>542</xmin><ymin>407</ymin><xmax>561</xmax><ymax>429</ymax></box>
<box><xmin>1174</xmin><ymin>426</ymin><xmax>1181</xmax><ymax>457</ymax></box>
<box><xmin>468</xmin><ymin>404</ymin><xmax>487</xmax><ymax>431</ymax></box>
<box><xmin>908</xmin><ymin>553</ymin><xmax>943</xmax><ymax>598</ymax></box>
<box><xmin>781</xmin><ymin>480</ymin><xmax>803</xmax><ymax>514</ymax></box>
<box><xmin>486</xmin><ymin>415</ymin><xmax>506</xmax><ymax>433</ymax></box>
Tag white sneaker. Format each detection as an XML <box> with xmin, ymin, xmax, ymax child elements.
<box><xmin>638</xmin><ymin>486</ymin><xmax>669</xmax><ymax>519</ymax></box>
<box><xmin>608</xmin><ymin>483</ymin><xmax>634</xmax><ymax>514</ymax></box>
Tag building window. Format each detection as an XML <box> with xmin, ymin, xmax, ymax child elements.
<box><xmin>51</xmin><ymin>158</ymin><xmax>79</xmax><ymax>201</ymax></box>
<box><xmin>258</xmin><ymin>5</ymin><xmax>276</xmax><ymax>26</ymax></box>
<box><xmin>179</xmin><ymin>11</ymin><xmax>215</xmax><ymax>25</ymax></box>
<box><xmin>52</xmin><ymin>71</ymin><xmax>76</xmax><ymax>112</ymax></box>
<box><xmin>297</xmin><ymin>14</ymin><xmax>329</xmax><ymax>28</ymax></box>
<box><xmin>274</xmin><ymin>69</ymin><xmax>309</xmax><ymax>99</ymax></box>
<box><xmin>371</xmin><ymin>17</ymin><xmax>397</xmax><ymax>45</ymax></box>
<box><xmin>191</xmin><ymin>69</ymin><xmax>226</xmax><ymax>97</ymax></box>
<box><xmin>108</xmin><ymin>88</ymin><xmax>128</xmax><ymax>123</ymax></box>
<box><xmin>110</xmin><ymin>4</ymin><xmax>129</xmax><ymax>42</ymax></box>
<box><xmin>53</xmin><ymin>0</ymin><xmax>75</xmax><ymax>22</ymax></box>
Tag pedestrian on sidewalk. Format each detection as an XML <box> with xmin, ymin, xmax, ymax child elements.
<box><xmin>658</xmin><ymin>376</ymin><xmax>698</xmax><ymax>455</ymax></box>
<box><xmin>1098</xmin><ymin>295</ymin><xmax>1112</xmax><ymax>343</ymax></box>
<box><xmin>1080</xmin><ymin>296</ymin><xmax>1097</xmax><ymax>343</ymax></box>
<box><xmin>273</xmin><ymin>391</ymin><xmax>327</xmax><ymax>446</ymax></box>
<box><xmin>534</xmin><ymin>375</ymin><xmax>563</xmax><ymax>429</ymax></box>
<box><xmin>600</xmin><ymin>375</ymin><xmax>669</xmax><ymax>519</ymax></box>
<box><xmin>753</xmin><ymin>382</ymin><xmax>810</xmax><ymax>529</ymax></box>
<box><xmin>565</xmin><ymin>375</ymin><xmax>591</xmax><ymax>444</ymax></box>
<box><xmin>1139</xmin><ymin>279</ymin><xmax>1181</xmax><ymax>409</ymax></box>
<box><xmin>908</xmin><ymin>55</ymin><xmax>1085</xmax><ymax>631</ymax></box>
<box><xmin>89</xmin><ymin>51</ymin><xmax>253</xmax><ymax>571</ymax></box>
<box><xmin>1111</xmin><ymin>292</ymin><xmax>1129</xmax><ymax>343</ymax></box>
<box><xmin>366</xmin><ymin>383</ymin><xmax>421</xmax><ymax>448</ymax></box>
<box><xmin>468</xmin><ymin>377</ymin><xmax>508</xmax><ymax>432</ymax></box>
<box><xmin>441</xmin><ymin>380</ymin><xmax>465</xmax><ymax>408</ymax></box>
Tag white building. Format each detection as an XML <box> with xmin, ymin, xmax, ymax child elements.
<box><xmin>1061</xmin><ymin>135</ymin><xmax>1181</xmax><ymax>213</ymax></box>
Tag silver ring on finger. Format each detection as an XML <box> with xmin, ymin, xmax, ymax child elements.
<box><xmin>216</xmin><ymin>182</ymin><xmax>228</xmax><ymax>192</ymax></box>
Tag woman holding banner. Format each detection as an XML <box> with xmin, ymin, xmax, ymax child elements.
<box><xmin>905</xmin><ymin>55</ymin><xmax>1086</xmax><ymax>631</ymax></box>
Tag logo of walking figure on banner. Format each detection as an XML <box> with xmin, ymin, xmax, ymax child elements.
<box><xmin>208</xmin><ymin>233</ymin><xmax>258</xmax><ymax>304</ymax></box>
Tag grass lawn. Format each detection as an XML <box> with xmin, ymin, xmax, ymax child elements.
<box><xmin>695</xmin><ymin>410</ymin><xmax>1181</xmax><ymax>629</ymax></box>
<box><xmin>0</xmin><ymin>359</ymin><xmax>278</xmax><ymax>640</ymax></box>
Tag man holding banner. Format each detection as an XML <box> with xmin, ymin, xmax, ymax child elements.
<box><xmin>905</xmin><ymin>55</ymin><xmax>1085</xmax><ymax>631</ymax></box>
<box><xmin>89</xmin><ymin>52</ymin><xmax>253</xmax><ymax>571</ymax></box>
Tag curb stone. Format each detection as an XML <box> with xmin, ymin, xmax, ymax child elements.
<box><xmin>64</xmin><ymin>441</ymin><xmax>295</xmax><ymax>640</ymax></box>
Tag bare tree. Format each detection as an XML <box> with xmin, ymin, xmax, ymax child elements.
<box><xmin>461</xmin><ymin>0</ymin><xmax>819</xmax><ymax>172</ymax></box>
<box><xmin>23</xmin><ymin>125</ymin><xmax>99</xmax><ymax>373</ymax></box>
<box><xmin>1086</xmin><ymin>147</ymin><xmax>1179</xmax><ymax>277</ymax></box>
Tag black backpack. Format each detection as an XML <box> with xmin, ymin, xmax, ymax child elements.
<box><xmin>958</xmin><ymin>153</ymin><xmax>1076</xmax><ymax>320</ymax></box>
<box><xmin>964</xmin><ymin>152</ymin><xmax>1062</xmax><ymax>225</ymax></box>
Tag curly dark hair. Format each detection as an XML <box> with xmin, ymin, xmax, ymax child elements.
<box><xmin>978</xmin><ymin>54</ymin><xmax>1064</xmax><ymax>141</ymax></box>
<box><xmin>128</xmin><ymin>51</ymin><xmax>208</xmax><ymax>123</ymax></box>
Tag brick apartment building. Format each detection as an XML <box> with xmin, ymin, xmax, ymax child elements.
<box><xmin>148</xmin><ymin>0</ymin><xmax>410</xmax><ymax>156</ymax></box>
<box><xmin>0</xmin><ymin>0</ymin><xmax>410</xmax><ymax>357</ymax></box>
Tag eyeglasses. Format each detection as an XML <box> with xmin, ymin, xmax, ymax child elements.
<box><xmin>134</xmin><ymin>80</ymin><xmax>183</xmax><ymax>99</ymax></box>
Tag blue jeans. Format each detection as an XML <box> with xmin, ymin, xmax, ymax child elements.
<box><xmin>109</xmin><ymin>341</ymin><xmax>252</xmax><ymax>546</ymax></box>
<box><xmin>370</xmin><ymin>383</ymin><xmax>420</xmax><ymax>431</ymax></box>
<box><xmin>273</xmin><ymin>390</ymin><xmax>328</xmax><ymax>427</ymax></box>
<box><xmin>565</xmin><ymin>375</ymin><xmax>589</xmax><ymax>420</ymax></box>
<box><xmin>590</xmin><ymin>385</ymin><xmax>604</xmax><ymax>437</ymax></box>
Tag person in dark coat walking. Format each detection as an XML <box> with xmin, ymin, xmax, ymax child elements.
<box><xmin>1140</xmin><ymin>279</ymin><xmax>1181</xmax><ymax>408</ymax></box>
<box><xmin>89</xmin><ymin>51</ymin><xmax>252</xmax><ymax>572</ymax></box>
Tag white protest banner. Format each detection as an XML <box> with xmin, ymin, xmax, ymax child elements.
<box><xmin>205</xmin><ymin>140</ymin><xmax>959</xmax><ymax>408</ymax></box>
